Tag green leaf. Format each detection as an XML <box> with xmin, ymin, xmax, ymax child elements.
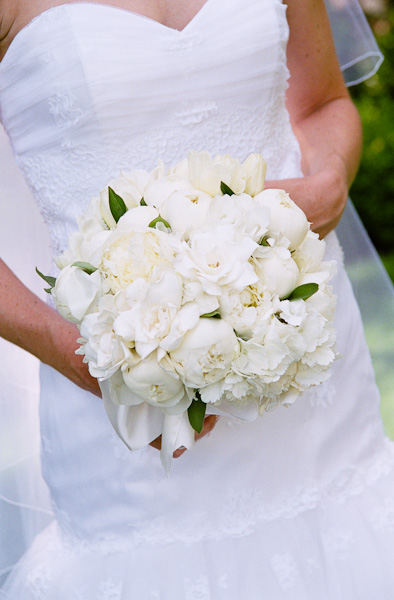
<box><xmin>201</xmin><ymin>310</ymin><xmax>221</xmax><ymax>319</ymax></box>
<box><xmin>282</xmin><ymin>283</ymin><xmax>319</xmax><ymax>302</ymax></box>
<box><xmin>148</xmin><ymin>215</ymin><xmax>171</xmax><ymax>231</ymax></box>
<box><xmin>258</xmin><ymin>235</ymin><xmax>271</xmax><ymax>246</ymax></box>
<box><xmin>140</xmin><ymin>197</ymin><xmax>147</xmax><ymax>206</ymax></box>
<box><xmin>188</xmin><ymin>392</ymin><xmax>207</xmax><ymax>434</ymax></box>
<box><xmin>72</xmin><ymin>261</ymin><xmax>98</xmax><ymax>275</ymax></box>
<box><xmin>35</xmin><ymin>267</ymin><xmax>56</xmax><ymax>292</ymax></box>
<box><xmin>220</xmin><ymin>181</ymin><xmax>235</xmax><ymax>196</ymax></box>
<box><xmin>108</xmin><ymin>186</ymin><xmax>127</xmax><ymax>223</ymax></box>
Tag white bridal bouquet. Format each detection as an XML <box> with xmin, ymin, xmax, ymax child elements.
<box><xmin>38</xmin><ymin>151</ymin><xmax>337</xmax><ymax>471</ymax></box>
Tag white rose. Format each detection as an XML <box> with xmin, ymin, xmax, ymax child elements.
<box><xmin>170</xmin><ymin>318</ymin><xmax>239</xmax><ymax>389</ymax></box>
<box><xmin>121</xmin><ymin>351</ymin><xmax>188</xmax><ymax>411</ymax></box>
<box><xmin>174</xmin><ymin>225</ymin><xmax>258</xmax><ymax>296</ymax></box>
<box><xmin>254</xmin><ymin>188</ymin><xmax>309</xmax><ymax>250</ymax></box>
<box><xmin>188</xmin><ymin>151</ymin><xmax>246</xmax><ymax>196</ymax></box>
<box><xmin>243</xmin><ymin>154</ymin><xmax>267</xmax><ymax>196</ymax></box>
<box><xmin>52</xmin><ymin>266</ymin><xmax>101</xmax><ymax>324</ymax></box>
<box><xmin>252</xmin><ymin>251</ymin><xmax>299</xmax><ymax>299</ymax></box>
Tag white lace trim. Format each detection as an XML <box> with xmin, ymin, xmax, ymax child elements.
<box><xmin>53</xmin><ymin>439</ymin><xmax>394</xmax><ymax>554</ymax></box>
<box><xmin>18</xmin><ymin>101</ymin><xmax>300</xmax><ymax>259</ymax></box>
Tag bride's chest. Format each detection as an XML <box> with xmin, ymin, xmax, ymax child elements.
<box><xmin>0</xmin><ymin>0</ymin><xmax>294</xmax><ymax>169</ymax></box>
<box><xmin>0</xmin><ymin>0</ymin><xmax>289</xmax><ymax>123</ymax></box>
<box><xmin>0</xmin><ymin>0</ymin><xmax>301</xmax><ymax>258</ymax></box>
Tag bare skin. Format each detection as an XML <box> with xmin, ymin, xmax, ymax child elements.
<box><xmin>0</xmin><ymin>0</ymin><xmax>362</xmax><ymax>455</ymax></box>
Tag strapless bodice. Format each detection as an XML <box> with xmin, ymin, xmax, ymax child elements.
<box><xmin>0</xmin><ymin>0</ymin><xmax>300</xmax><ymax>257</ymax></box>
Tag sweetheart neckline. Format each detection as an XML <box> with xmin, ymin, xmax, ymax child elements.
<box><xmin>0</xmin><ymin>0</ymin><xmax>214</xmax><ymax>69</ymax></box>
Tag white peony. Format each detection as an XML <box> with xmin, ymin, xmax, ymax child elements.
<box><xmin>218</xmin><ymin>283</ymin><xmax>273</xmax><ymax>341</ymax></box>
<box><xmin>187</xmin><ymin>151</ymin><xmax>247</xmax><ymax>196</ymax></box>
<box><xmin>159</xmin><ymin>188</ymin><xmax>212</xmax><ymax>240</ymax></box>
<box><xmin>170</xmin><ymin>318</ymin><xmax>239</xmax><ymax>389</ymax></box>
<box><xmin>208</xmin><ymin>193</ymin><xmax>270</xmax><ymax>243</ymax></box>
<box><xmin>55</xmin><ymin>198</ymin><xmax>110</xmax><ymax>268</ymax></box>
<box><xmin>292</xmin><ymin>230</ymin><xmax>326</xmax><ymax>274</ymax></box>
<box><xmin>252</xmin><ymin>251</ymin><xmax>300</xmax><ymax>299</ymax></box>
<box><xmin>144</xmin><ymin>177</ymin><xmax>190</xmax><ymax>210</ymax></box>
<box><xmin>121</xmin><ymin>351</ymin><xmax>188</xmax><ymax>411</ymax></box>
<box><xmin>113</xmin><ymin>272</ymin><xmax>199</xmax><ymax>359</ymax></box>
<box><xmin>52</xmin><ymin>266</ymin><xmax>101</xmax><ymax>324</ymax></box>
<box><xmin>254</xmin><ymin>188</ymin><xmax>309</xmax><ymax>250</ymax></box>
<box><xmin>78</xmin><ymin>295</ymin><xmax>132</xmax><ymax>380</ymax></box>
<box><xmin>100</xmin><ymin>227</ymin><xmax>174</xmax><ymax>294</ymax></box>
<box><xmin>99</xmin><ymin>170</ymin><xmax>148</xmax><ymax>228</ymax></box>
<box><xmin>243</xmin><ymin>154</ymin><xmax>267</xmax><ymax>196</ymax></box>
<box><xmin>115</xmin><ymin>205</ymin><xmax>159</xmax><ymax>232</ymax></box>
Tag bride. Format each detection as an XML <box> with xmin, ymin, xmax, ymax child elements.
<box><xmin>1</xmin><ymin>0</ymin><xmax>394</xmax><ymax>597</ymax></box>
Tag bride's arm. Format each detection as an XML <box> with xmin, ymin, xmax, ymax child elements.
<box><xmin>0</xmin><ymin>258</ymin><xmax>216</xmax><ymax>453</ymax></box>
<box><xmin>266</xmin><ymin>0</ymin><xmax>363</xmax><ymax>238</ymax></box>
<box><xmin>0</xmin><ymin>258</ymin><xmax>101</xmax><ymax>395</ymax></box>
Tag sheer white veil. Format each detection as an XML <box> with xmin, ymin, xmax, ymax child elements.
<box><xmin>324</xmin><ymin>0</ymin><xmax>394</xmax><ymax>424</ymax></box>
<box><xmin>0</xmin><ymin>0</ymin><xmax>392</xmax><ymax>589</ymax></box>
<box><xmin>0</xmin><ymin>126</ymin><xmax>53</xmax><ymax>589</ymax></box>
<box><xmin>324</xmin><ymin>0</ymin><xmax>383</xmax><ymax>85</ymax></box>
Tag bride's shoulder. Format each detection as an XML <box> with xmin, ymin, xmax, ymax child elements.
<box><xmin>0</xmin><ymin>0</ymin><xmax>57</xmax><ymax>62</ymax></box>
<box><xmin>0</xmin><ymin>0</ymin><xmax>17</xmax><ymax>61</ymax></box>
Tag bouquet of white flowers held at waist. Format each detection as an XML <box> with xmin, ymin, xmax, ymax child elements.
<box><xmin>38</xmin><ymin>151</ymin><xmax>337</xmax><ymax>471</ymax></box>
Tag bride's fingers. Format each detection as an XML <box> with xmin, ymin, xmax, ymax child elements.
<box><xmin>173</xmin><ymin>415</ymin><xmax>218</xmax><ymax>458</ymax></box>
<box><xmin>194</xmin><ymin>414</ymin><xmax>218</xmax><ymax>442</ymax></box>
<box><xmin>149</xmin><ymin>436</ymin><xmax>162</xmax><ymax>452</ymax></box>
<box><xmin>149</xmin><ymin>415</ymin><xmax>220</xmax><ymax>457</ymax></box>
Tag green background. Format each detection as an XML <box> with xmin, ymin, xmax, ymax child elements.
<box><xmin>349</xmin><ymin>5</ymin><xmax>394</xmax><ymax>437</ymax></box>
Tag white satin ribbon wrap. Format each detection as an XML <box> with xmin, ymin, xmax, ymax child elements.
<box><xmin>101</xmin><ymin>377</ymin><xmax>260</xmax><ymax>473</ymax></box>
<box><xmin>100</xmin><ymin>379</ymin><xmax>195</xmax><ymax>473</ymax></box>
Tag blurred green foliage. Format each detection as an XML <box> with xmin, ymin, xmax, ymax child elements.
<box><xmin>350</xmin><ymin>8</ymin><xmax>394</xmax><ymax>281</ymax></box>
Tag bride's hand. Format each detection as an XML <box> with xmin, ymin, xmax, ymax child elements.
<box><xmin>264</xmin><ymin>164</ymin><xmax>348</xmax><ymax>239</ymax></box>
<box><xmin>47</xmin><ymin>315</ymin><xmax>218</xmax><ymax>458</ymax></box>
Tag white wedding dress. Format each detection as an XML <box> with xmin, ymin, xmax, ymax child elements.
<box><xmin>1</xmin><ymin>1</ymin><xmax>394</xmax><ymax>598</ymax></box>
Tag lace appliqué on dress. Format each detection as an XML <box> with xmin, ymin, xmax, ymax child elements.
<box><xmin>270</xmin><ymin>553</ymin><xmax>300</xmax><ymax>591</ymax></box>
<box><xmin>48</xmin><ymin>92</ymin><xmax>84</xmax><ymax>129</ymax></box>
<box><xmin>18</xmin><ymin>100</ymin><xmax>300</xmax><ymax>259</ymax></box>
<box><xmin>47</xmin><ymin>440</ymin><xmax>394</xmax><ymax>555</ymax></box>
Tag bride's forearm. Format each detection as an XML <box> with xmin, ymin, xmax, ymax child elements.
<box><xmin>265</xmin><ymin>95</ymin><xmax>362</xmax><ymax>237</ymax></box>
<box><xmin>292</xmin><ymin>95</ymin><xmax>362</xmax><ymax>188</ymax></box>
<box><xmin>277</xmin><ymin>0</ymin><xmax>363</xmax><ymax>237</ymax></box>
<box><xmin>0</xmin><ymin>258</ymin><xmax>100</xmax><ymax>395</ymax></box>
